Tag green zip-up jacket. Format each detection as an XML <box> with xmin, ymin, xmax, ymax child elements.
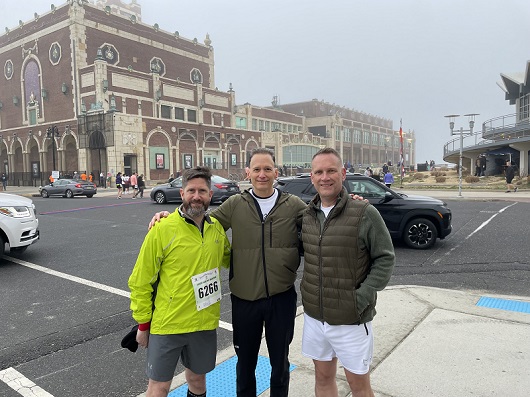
<box><xmin>211</xmin><ymin>189</ymin><xmax>307</xmax><ymax>301</ymax></box>
<box><xmin>128</xmin><ymin>209</ymin><xmax>231</xmax><ymax>334</ymax></box>
<box><xmin>301</xmin><ymin>187</ymin><xmax>395</xmax><ymax>325</ymax></box>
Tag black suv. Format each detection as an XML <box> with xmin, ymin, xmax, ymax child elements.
<box><xmin>275</xmin><ymin>174</ymin><xmax>452</xmax><ymax>249</ymax></box>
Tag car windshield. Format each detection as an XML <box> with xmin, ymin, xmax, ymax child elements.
<box><xmin>211</xmin><ymin>175</ymin><xmax>230</xmax><ymax>183</ymax></box>
<box><xmin>346</xmin><ymin>179</ymin><xmax>387</xmax><ymax>198</ymax></box>
<box><xmin>170</xmin><ymin>177</ymin><xmax>182</xmax><ymax>187</ymax></box>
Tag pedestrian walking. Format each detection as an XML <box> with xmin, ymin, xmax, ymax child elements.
<box><xmin>128</xmin><ymin>166</ymin><xmax>231</xmax><ymax>397</ymax></box>
<box><xmin>107</xmin><ymin>172</ymin><xmax>112</xmax><ymax>188</ymax></box>
<box><xmin>301</xmin><ymin>147</ymin><xmax>395</xmax><ymax>396</ymax></box>
<box><xmin>383</xmin><ymin>170</ymin><xmax>394</xmax><ymax>188</ymax></box>
<box><xmin>130</xmin><ymin>172</ymin><xmax>138</xmax><ymax>199</ymax></box>
<box><xmin>116</xmin><ymin>172</ymin><xmax>123</xmax><ymax>199</ymax></box>
<box><xmin>1</xmin><ymin>173</ymin><xmax>7</xmax><ymax>190</ymax></box>
<box><xmin>136</xmin><ymin>174</ymin><xmax>145</xmax><ymax>198</ymax></box>
<box><xmin>99</xmin><ymin>172</ymin><xmax>105</xmax><ymax>188</ymax></box>
<box><xmin>122</xmin><ymin>173</ymin><xmax>130</xmax><ymax>194</ymax></box>
<box><xmin>505</xmin><ymin>160</ymin><xmax>517</xmax><ymax>193</ymax></box>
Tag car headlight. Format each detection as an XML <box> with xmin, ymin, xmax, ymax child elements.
<box><xmin>0</xmin><ymin>206</ymin><xmax>31</xmax><ymax>218</ymax></box>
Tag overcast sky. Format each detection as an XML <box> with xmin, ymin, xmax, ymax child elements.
<box><xmin>1</xmin><ymin>0</ymin><xmax>529</xmax><ymax>164</ymax></box>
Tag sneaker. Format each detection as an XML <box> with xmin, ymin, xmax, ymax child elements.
<box><xmin>514</xmin><ymin>187</ymin><xmax>518</xmax><ymax>192</ymax></box>
<box><xmin>505</xmin><ymin>190</ymin><xmax>511</xmax><ymax>193</ymax></box>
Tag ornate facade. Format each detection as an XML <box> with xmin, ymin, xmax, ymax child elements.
<box><xmin>0</xmin><ymin>0</ymin><xmax>415</xmax><ymax>185</ymax></box>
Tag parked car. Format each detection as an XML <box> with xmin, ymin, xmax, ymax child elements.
<box><xmin>151</xmin><ymin>175</ymin><xmax>240</xmax><ymax>204</ymax></box>
<box><xmin>39</xmin><ymin>179</ymin><xmax>97</xmax><ymax>198</ymax></box>
<box><xmin>274</xmin><ymin>174</ymin><xmax>452</xmax><ymax>249</ymax></box>
<box><xmin>0</xmin><ymin>193</ymin><xmax>39</xmax><ymax>255</ymax></box>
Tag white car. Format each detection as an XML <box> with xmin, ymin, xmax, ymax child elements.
<box><xmin>0</xmin><ymin>193</ymin><xmax>39</xmax><ymax>255</ymax></box>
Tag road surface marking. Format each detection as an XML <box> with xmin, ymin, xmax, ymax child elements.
<box><xmin>466</xmin><ymin>202</ymin><xmax>517</xmax><ymax>240</ymax></box>
<box><xmin>6</xmin><ymin>257</ymin><xmax>130</xmax><ymax>297</ymax></box>
<box><xmin>0</xmin><ymin>367</ymin><xmax>54</xmax><ymax>397</ymax></box>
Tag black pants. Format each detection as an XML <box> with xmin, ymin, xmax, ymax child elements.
<box><xmin>231</xmin><ymin>287</ymin><xmax>297</xmax><ymax>397</ymax></box>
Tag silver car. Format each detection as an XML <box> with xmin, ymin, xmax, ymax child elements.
<box><xmin>39</xmin><ymin>179</ymin><xmax>97</xmax><ymax>198</ymax></box>
<box><xmin>150</xmin><ymin>175</ymin><xmax>240</xmax><ymax>204</ymax></box>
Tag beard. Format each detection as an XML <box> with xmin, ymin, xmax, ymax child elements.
<box><xmin>182</xmin><ymin>199</ymin><xmax>210</xmax><ymax>218</ymax></box>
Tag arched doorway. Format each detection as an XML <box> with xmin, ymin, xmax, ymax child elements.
<box><xmin>88</xmin><ymin>130</ymin><xmax>107</xmax><ymax>182</ymax></box>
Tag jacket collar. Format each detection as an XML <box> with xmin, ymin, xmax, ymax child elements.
<box><xmin>177</xmin><ymin>206</ymin><xmax>214</xmax><ymax>225</ymax></box>
<box><xmin>309</xmin><ymin>186</ymin><xmax>349</xmax><ymax>215</ymax></box>
<box><xmin>241</xmin><ymin>188</ymin><xmax>289</xmax><ymax>204</ymax></box>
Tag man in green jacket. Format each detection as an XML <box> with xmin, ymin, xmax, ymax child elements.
<box><xmin>301</xmin><ymin>148</ymin><xmax>395</xmax><ymax>397</ymax></box>
<box><xmin>129</xmin><ymin>166</ymin><xmax>231</xmax><ymax>397</ymax></box>
<box><xmin>149</xmin><ymin>148</ymin><xmax>307</xmax><ymax>397</ymax></box>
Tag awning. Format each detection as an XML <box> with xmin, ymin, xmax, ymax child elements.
<box><xmin>486</xmin><ymin>147</ymin><xmax>519</xmax><ymax>155</ymax></box>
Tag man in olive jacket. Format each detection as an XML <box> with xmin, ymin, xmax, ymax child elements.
<box><xmin>301</xmin><ymin>148</ymin><xmax>395</xmax><ymax>397</ymax></box>
<box><xmin>212</xmin><ymin>148</ymin><xmax>306</xmax><ymax>397</ymax></box>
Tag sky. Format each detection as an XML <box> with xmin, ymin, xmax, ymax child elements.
<box><xmin>1</xmin><ymin>0</ymin><xmax>530</xmax><ymax>164</ymax></box>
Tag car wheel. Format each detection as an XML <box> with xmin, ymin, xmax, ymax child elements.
<box><xmin>0</xmin><ymin>234</ymin><xmax>4</xmax><ymax>256</ymax></box>
<box><xmin>65</xmin><ymin>189</ymin><xmax>74</xmax><ymax>198</ymax></box>
<box><xmin>86</xmin><ymin>194</ymin><xmax>93</xmax><ymax>198</ymax></box>
<box><xmin>403</xmin><ymin>218</ymin><xmax>437</xmax><ymax>249</ymax></box>
<box><xmin>41</xmin><ymin>190</ymin><xmax>49</xmax><ymax>198</ymax></box>
<box><xmin>154</xmin><ymin>191</ymin><xmax>166</xmax><ymax>204</ymax></box>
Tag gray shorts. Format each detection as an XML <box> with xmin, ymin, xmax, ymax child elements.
<box><xmin>146</xmin><ymin>330</ymin><xmax>217</xmax><ymax>382</ymax></box>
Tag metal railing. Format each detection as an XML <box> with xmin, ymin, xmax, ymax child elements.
<box><xmin>444</xmin><ymin>113</ymin><xmax>530</xmax><ymax>158</ymax></box>
<box><xmin>482</xmin><ymin>113</ymin><xmax>530</xmax><ymax>140</ymax></box>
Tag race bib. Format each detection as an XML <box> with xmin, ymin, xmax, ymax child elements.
<box><xmin>191</xmin><ymin>268</ymin><xmax>221</xmax><ymax>311</ymax></box>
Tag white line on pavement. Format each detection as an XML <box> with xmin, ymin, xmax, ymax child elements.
<box><xmin>5</xmin><ymin>256</ymin><xmax>131</xmax><ymax>297</ymax></box>
<box><xmin>0</xmin><ymin>367</ymin><xmax>54</xmax><ymax>397</ymax></box>
<box><xmin>465</xmin><ymin>202</ymin><xmax>517</xmax><ymax>240</ymax></box>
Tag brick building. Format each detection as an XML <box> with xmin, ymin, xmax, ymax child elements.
<box><xmin>0</xmin><ymin>0</ymin><xmax>415</xmax><ymax>186</ymax></box>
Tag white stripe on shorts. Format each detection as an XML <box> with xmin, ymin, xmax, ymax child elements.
<box><xmin>301</xmin><ymin>313</ymin><xmax>373</xmax><ymax>375</ymax></box>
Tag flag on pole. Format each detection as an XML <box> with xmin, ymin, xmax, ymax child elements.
<box><xmin>399</xmin><ymin>119</ymin><xmax>405</xmax><ymax>185</ymax></box>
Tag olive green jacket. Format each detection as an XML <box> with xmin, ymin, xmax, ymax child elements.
<box><xmin>301</xmin><ymin>187</ymin><xmax>395</xmax><ymax>325</ymax></box>
<box><xmin>212</xmin><ymin>189</ymin><xmax>307</xmax><ymax>301</ymax></box>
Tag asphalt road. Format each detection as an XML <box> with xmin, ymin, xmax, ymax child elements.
<box><xmin>1</xmin><ymin>194</ymin><xmax>529</xmax><ymax>396</ymax></box>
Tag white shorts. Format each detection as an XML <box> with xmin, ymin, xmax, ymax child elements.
<box><xmin>302</xmin><ymin>313</ymin><xmax>373</xmax><ymax>375</ymax></box>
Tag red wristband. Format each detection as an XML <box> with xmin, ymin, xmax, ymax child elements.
<box><xmin>138</xmin><ymin>322</ymin><xmax>150</xmax><ymax>331</ymax></box>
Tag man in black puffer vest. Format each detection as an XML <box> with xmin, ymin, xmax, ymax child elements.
<box><xmin>301</xmin><ymin>147</ymin><xmax>395</xmax><ymax>397</ymax></box>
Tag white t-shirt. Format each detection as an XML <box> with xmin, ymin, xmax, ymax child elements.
<box><xmin>320</xmin><ymin>204</ymin><xmax>334</xmax><ymax>218</ymax></box>
<box><xmin>250</xmin><ymin>189</ymin><xmax>278</xmax><ymax>220</ymax></box>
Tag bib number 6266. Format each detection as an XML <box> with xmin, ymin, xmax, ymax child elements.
<box><xmin>191</xmin><ymin>268</ymin><xmax>222</xmax><ymax>311</ymax></box>
<box><xmin>198</xmin><ymin>281</ymin><xmax>218</xmax><ymax>298</ymax></box>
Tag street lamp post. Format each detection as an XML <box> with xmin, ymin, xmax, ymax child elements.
<box><xmin>46</xmin><ymin>125</ymin><xmax>59</xmax><ymax>172</ymax></box>
<box><xmin>384</xmin><ymin>136</ymin><xmax>390</xmax><ymax>164</ymax></box>
<box><xmin>444</xmin><ymin>113</ymin><xmax>479</xmax><ymax>197</ymax></box>
<box><xmin>289</xmin><ymin>149</ymin><xmax>293</xmax><ymax>176</ymax></box>
<box><xmin>225</xmin><ymin>143</ymin><xmax>231</xmax><ymax>178</ymax></box>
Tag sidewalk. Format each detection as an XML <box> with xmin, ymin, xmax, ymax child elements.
<box><xmin>0</xmin><ymin>185</ymin><xmax>145</xmax><ymax>199</ymax></box>
<box><xmin>162</xmin><ymin>286</ymin><xmax>530</xmax><ymax>397</ymax></box>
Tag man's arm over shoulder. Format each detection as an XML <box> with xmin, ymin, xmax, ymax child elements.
<box><xmin>210</xmin><ymin>194</ymin><xmax>241</xmax><ymax>230</ymax></box>
<box><xmin>288</xmin><ymin>194</ymin><xmax>307</xmax><ymax>227</ymax></box>
<box><xmin>356</xmin><ymin>205</ymin><xmax>395</xmax><ymax>313</ymax></box>
<box><xmin>210</xmin><ymin>217</ymin><xmax>232</xmax><ymax>269</ymax></box>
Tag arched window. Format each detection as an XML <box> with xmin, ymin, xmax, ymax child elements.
<box><xmin>23</xmin><ymin>59</ymin><xmax>42</xmax><ymax>125</ymax></box>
